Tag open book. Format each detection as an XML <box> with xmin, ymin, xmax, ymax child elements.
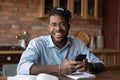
<box><xmin>7</xmin><ymin>73</ymin><xmax>59</xmax><ymax>80</ymax></box>
<box><xmin>66</xmin><ymin>72</ymin><xmax>96</xmax><ymax>80</ymax></box>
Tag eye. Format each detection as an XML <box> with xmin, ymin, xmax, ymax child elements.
<box><xmin>59</xmin><ymin>22</ymin><xmax>67</xmax><ymax>27</ymax></box>
<box><xmin>50</xmin><ymin>23</ymin><xmax>57</xmax><ymax>27</ymax></box>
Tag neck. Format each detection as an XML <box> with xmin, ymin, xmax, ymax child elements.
<box><xmin>52</xmin><ymin>37</ymin><xmax>67</xmax><ymax>48</ymax></box>
<box><xmin>55</xmin><ymin>40</ymin><xmax>67</xmax><ymax>48</ymax></box>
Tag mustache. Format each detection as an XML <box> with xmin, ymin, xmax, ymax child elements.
<box><xmin>54</xmin><ymin>30</ymin><xmax>65</xmax><ymax>33</ymax></box>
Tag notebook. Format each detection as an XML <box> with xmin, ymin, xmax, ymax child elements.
<box><xmin>66</xmin><ymin>72</ymin><xmax>95</xmax><ymax>80</ymax></box>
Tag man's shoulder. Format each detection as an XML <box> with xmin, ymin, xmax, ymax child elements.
<box><xmin>28</xmin><ymin>35</ymin><xmax>52</xmax><ymax>47</ymax></box>
<box><xmin>68</xmin><ymin>35</ymin><xmax>80</xmax><ymax>41</ymax></box>
<box><xmin>33</xmin><ymin>35</ymin><xmax>50</xmax><ymax>40</ymax></box>
<box><xmin>68</xmin><ymin>35</ymin><xmax>84</xmax><ymax>45</ymax></box>
<box><xmin>30</xmin><ymin>35</ymin><xmax>50</xmax><ymax>44</ymax></box>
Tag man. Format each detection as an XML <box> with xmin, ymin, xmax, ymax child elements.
<box><xmin>17</xmin><ymin>7</ymin><xmax>105</xmax><ymax>75</ymax></box>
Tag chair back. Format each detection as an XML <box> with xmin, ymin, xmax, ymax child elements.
<box><xmin>2</xmin><ymin>64</ymin><xmax>17</xmax><ymax>76</ymax></box>
<box><xmin>77</xmin><ymin>31</ymin><xmax>90</xmax><ymax>46</ymax></box>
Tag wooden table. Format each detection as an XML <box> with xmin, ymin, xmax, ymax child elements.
<box><xmin>0</xmin><ymin>65</ymin><xmax>120</xmax><ymax>80</ymax></box>
<box><xmin>82</xmin><ymin>69</ymin><xmax>120</xmax><ymax>80</ymax></box>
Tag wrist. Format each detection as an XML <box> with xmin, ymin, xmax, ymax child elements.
<box><xmin>58</xmin><ymin>64</ymin><xmax>61</xmax><ymax>75</ymax></box>
<box><xmin>89</xmin><ymin>63</ymin><xmax>96</xmax><ymax>73</ymax></box>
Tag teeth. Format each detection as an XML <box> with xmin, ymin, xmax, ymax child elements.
<box><xmin>56</xmin><ymin>33</ymin><xmax>62</xmax><ymax>35</ymax></box>
<box><xmin>55</xmin><ymin>33</ymin><xmax>63</xmax><ymax>37</ymax></box>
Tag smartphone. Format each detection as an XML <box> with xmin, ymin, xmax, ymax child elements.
<box><xmin>75</xmin><ymin>54</ymin><xmax>87</xmax><ymax>61</ymax></box>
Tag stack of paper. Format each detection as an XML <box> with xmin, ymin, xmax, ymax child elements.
<box><xmin>66</xmin><ymin>72</ymin><xmax>96</xmax><ymax>80</ymax></box>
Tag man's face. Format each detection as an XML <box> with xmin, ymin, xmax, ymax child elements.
<box><xmin>48</xmin><ymin>15</ymin><xmax>70</xmax><ymax>43</ymax></box>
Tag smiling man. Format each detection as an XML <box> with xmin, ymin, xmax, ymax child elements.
<box><xmin>48</xmin><ymin>8</ymin><xmax>70</xmax><ymax>48</ymax></box>
<box><xmin>17</xmin><ymin>7</ymin><xmax>105</xmax><ymax>75</ymax></box>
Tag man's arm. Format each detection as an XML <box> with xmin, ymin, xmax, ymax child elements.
<box><xmin>30</xmin><ymin>59</ymin><xmax>79</xmax><ymax>75</ymax></box>
<box><xmin>30</xmin><ymin>64</ymin><xmax>58</xmax><ymax>75</ymax></box>
<box><xmin>89</xmin><ymin>62</ymin><xmax>106</xmax><ymax>73</ymax></box>
<box><xmin>74</xmin><ymin>59</ymin><xmax>106</xmax><ymax>73</ymax></box>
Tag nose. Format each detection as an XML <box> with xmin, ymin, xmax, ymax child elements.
<box><xmin>56</xmin><ymin>25</ymin><xmax>61</xmax><ymax>30</ymax></box>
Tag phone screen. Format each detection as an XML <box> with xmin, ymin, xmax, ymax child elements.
<box><xmin>75</xmin><ymin>54</ymin><xmax>87</xmax><ymax>61</ymax></box>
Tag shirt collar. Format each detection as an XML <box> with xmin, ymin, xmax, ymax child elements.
<box><xmin>48</xmin><ymin>35</ymin><xmax>71</xmax><ymax>48</ymax></box>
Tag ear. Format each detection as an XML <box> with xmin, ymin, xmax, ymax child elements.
<box><xmin>47</xmin><ymin>25</ymin><xmax>51</xmax><ymax>32</ymax></box>
<box><xmin>67</xmin><ymin>24</ymin><xmax>70</xmax><ymax>30</ymax></box>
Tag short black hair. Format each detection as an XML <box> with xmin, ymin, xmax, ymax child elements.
<box><xmin>48</xmin><ymin>7</ymin><xmax>72</xmax><ymax>23</ymax></box>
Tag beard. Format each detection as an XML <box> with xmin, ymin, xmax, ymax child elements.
<box><xmin>50</xmin><ymin>30</ymin><xmax>68</xmax><ymax>43</ymax></box>
<box><xmin>51</xmin><ymin>34</ymin><xmax>67</xmax><ymax>43</ymax></box>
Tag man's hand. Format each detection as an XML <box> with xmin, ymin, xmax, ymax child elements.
<box><xmin>75</xmin><ymin>59</ymin><xmax>89</xmax><ymax>72</ymax></box>
<box><xmin>60</xmin><ymin>59</ymin><xmax>79</xmax><ymax>74</ymax></box>
<box><xmin>60</xmin><ymin>59</ymin><xmax>89</xmax><ymax>75</ymax></box>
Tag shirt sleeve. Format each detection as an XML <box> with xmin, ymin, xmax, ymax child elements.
<box><xmin>77</xmin><ymin>38</ymin><xmax>104</xmax><ymax>64</ymax></box>
<box><xmin>17</xmin><ymin>39</ymin><xmax>40</xmax><ymax>75</ymax></box>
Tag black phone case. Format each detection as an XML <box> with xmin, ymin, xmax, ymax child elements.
<box><xmin>75</xmin><ymin>54</ymin><xmax>87</xmax><ymax>61</ymax></box>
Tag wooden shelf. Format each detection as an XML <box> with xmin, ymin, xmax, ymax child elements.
<box><xmin>92</xmin><ymin>49</ymin><xmax>120</xmax><ymax>53</ymax></box>
<box><xmin>0</xmin><ymin>50</ymin><xmax>24</xmax><ymax>71</ymax></box>
<box><xmin>37</xmin><ymin>0</ymin><xmax>98</xmax><ymax>20</ymax></box>
<box><xmin>84</xmin><ymin>0</ymin><xmax>98</xmax><ymax>19</ymax></box>
<box><xmin>0</xmin><ymin>50</ymin><xmax>23</xmax><ymax>54</ymax></box>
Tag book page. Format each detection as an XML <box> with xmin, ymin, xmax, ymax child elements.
<box><xmin>7</xmin><ymin>73</ymin><xmax>58</xmax><ymax>80</ymax></box>
<box><xmin>36</xmin><ymin>73</ymin><xmax>58</xmax><ymax>80</ymax></box>
<box><xmin>66</xmin><ymin>72</ymin><xmax>96</xmax><ymax>80</ymax></box>
<box><xmin>7</xmin><ymin>75</ymin><xmax>36</xmax><ymax>80</ymax></box>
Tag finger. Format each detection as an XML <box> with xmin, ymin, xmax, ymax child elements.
<box><xmin>72</xmin><ymin>65</ymin><xmax>78</xmax><ymax>70</ymax></box>
<box><xmin>77</xmin><ymin>64</ymin><xmax>84</xmax><ymax>69</ymax></box>
<box><xmin>71</xmin><ymin>61</ymin><xmax>79</xmax><ymax>65</ymax></box>
<box><xmin>76</xmin><ymin>67</ymin><xmax>86</xmax><ymax>72</ymax></box>
<box><xmin>79</xmin><ymin>61</ymin><xmax>83</xmax><ymax>64</ymax></box>
<box><xmin>68</xmin><ymin>65</ymin><xmax>76</xmax><ymax>72</ymax></box>
<box><xmin>82</xmin><ymin>59</ymin><xmax>89</xmax><ymax>69</ymax></box>
<box><xmin>65</xmin><ymin>59</ymin><xmax>78</xmax><ymax>65</ymax></box>
<box><xmin>83</xmin><ymin>59</ymin><xmax>88</xmax><ymax>63</ymax></box>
